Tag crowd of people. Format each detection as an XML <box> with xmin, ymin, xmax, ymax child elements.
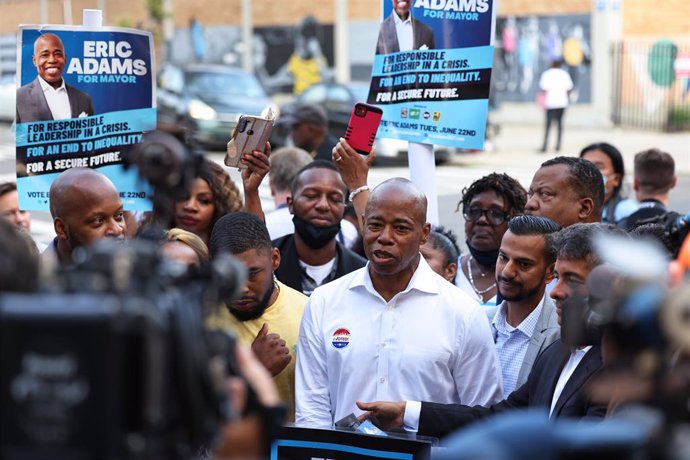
<box><xmin>0</xmin><ymin>128</ymin><xmax>687</xmax><ymax>458</ymax></box>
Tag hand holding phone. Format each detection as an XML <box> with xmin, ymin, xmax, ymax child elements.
<box><xmin>344</xmin><ymin>102</ymin><xmax>383</xmax><ymax>155</ymax></box>
<box><xmin>226</xmin><ymin>115</ymin><xmax>274</xmax><ymax>168</ymax></box>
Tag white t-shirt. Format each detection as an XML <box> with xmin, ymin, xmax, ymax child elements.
<box><xmin>299</xmin><ymin>258</ymin><xmax>336</xmax><ymax>287</ymax></box>
<box><xmin>539</xmin><ymin>68</ymin><xmax>574</xmax><ymax>109</ymax></box>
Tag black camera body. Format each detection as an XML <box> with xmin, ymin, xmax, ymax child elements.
<box><xmin>0</xmin><ymin>240</ymin><xmax>245</xmax><ymax>460</ymax></box>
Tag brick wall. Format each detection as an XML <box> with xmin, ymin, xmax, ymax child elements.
<box><xmin>1</xmin><ymin>0</ymin><xmax>689</xmax><ymax>37</ymax></box>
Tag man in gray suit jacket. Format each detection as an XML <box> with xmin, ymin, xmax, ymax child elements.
<box><xmin>16</xmin><ymin>33</ymin><xmax>94</xmax><ymax>123</ymax></box>
<box><xmin>376</xmin><ymin>0</ymin><xmax>435</xmax><ymax>55</ymax></box>
<box><xmin>486</xmin><ymin>215</ymin><xmax>561</xmax><ymax>397</ymax></box>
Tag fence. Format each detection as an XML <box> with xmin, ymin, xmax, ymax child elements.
<box><xmin>611</xmin><ymin>40</ymin><xmax>690</xmax><ymax>132</ymax></box>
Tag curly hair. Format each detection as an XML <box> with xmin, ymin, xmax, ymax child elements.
<box><xmin>197</xmin><ymin>160</ymin><xmax>243</xmax><ymax>228</ymax></box>
<box><xmin>456</xmin><ymin>173</ymin><xmax>527</xmax><ymax>216</ymax></box>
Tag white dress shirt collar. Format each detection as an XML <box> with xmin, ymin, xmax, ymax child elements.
<box><xmin>349</xmin><ymin>256</ymin><xmax>440</xmax><ymax>301</ymax></box>
<box><xmin>38</xmin><ymin>75</ymin><xmax>66</xmax><ymax>93</ymax></box>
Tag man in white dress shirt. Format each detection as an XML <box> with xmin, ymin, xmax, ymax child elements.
<box><xmin>295</xmin><ymin>178</ymin><xmax>502</xmax><ymax>428</ymax></box>
<box><xmin>16</xmin><ymin>33</ymin><xmax>94</xmax><ymax>123</ymax></box>
<box><xmin>375</xmin><ymin>0</ymin><xmax>436</xmax><ymax>55</ymax></box>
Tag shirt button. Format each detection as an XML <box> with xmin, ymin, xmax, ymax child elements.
<box><xmin>379</xmin><ymin>377</ymin><xmax>385</xmax><ymax>383</ymax></box>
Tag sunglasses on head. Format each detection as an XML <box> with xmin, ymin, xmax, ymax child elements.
<box><xmin>462</xmin><ymin>206</ymin><xmax>509</xmax><ymax>225</ymax></box>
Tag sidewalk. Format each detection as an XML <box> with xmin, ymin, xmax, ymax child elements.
<box><xmin>461</xmin><ymin>103</ymin><xmax>690</xmax><ymax>175</ymax></box>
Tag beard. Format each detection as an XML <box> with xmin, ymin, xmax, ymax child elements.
<box><xmin>497</xmin><ymin>275</ymin><xmax>545</xmax><ymax>302</ymax></box>
<box><xmin>227</xmin><ymin>281</ymin><xmax>276</xmax><ymax>322</ymax></box>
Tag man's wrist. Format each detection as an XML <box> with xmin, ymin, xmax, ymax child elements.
<box><xmin>348</xmin><ymin>185</ymin><xmax>369</xmax><ymax>202</ymax></box>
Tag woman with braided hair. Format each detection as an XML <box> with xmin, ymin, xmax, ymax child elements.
<box><xmin>456</xmin><ymin>173</ymin><xmax>527</xmax><ymax>306</ymax></box>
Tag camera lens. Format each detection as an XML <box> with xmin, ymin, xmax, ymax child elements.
<box><xmin>355</xmin><ymin>107</ymin><xmax>366</xmax><ymax>117</ymax></box>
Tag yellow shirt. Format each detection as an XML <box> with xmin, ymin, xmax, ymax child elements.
<box><xmin>207</xmin><ymin>281</ymin><xmax>306</xmax><ymax>422</ymax></box>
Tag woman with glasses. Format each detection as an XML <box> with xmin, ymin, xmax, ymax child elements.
<box><xmin>456</xmin><ymin>173</ymin><xmax>527</xmax><ymax>306</ymax></box>
<box><xmin>579</xmin><ymin>142</ymin><xmax>637</xmax><ymax>225</ymax></box>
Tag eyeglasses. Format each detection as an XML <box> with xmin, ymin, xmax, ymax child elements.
<box><xmin>463</xmin><ymin>207</ymin><xmax>509</xmax><ymax>225</ymax></box>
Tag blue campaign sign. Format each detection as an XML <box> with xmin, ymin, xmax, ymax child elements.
<box><xmin>368</xmin><ymin>0</ymin><xmax>496</xmax><ymax>150</ymax></box>
<box><xmin>15</xmin><ymin>25</ymin><xmax>156</xmax><ymax>211</ymax></box>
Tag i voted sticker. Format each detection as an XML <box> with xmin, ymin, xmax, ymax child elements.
<box><xmin>332</xmin><ymin>328</ymin><xmax>351</xmax><ymax>349</ymax></box>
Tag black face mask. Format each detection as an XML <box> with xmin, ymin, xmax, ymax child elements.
<box><xmin>293</xmin><ymin>215</ymin><xmax>341</xmax><ymax>249</ymax></box>
<box><xmin>466</xmin><ymin>240</ymin><xmax>500</xmax><ymax>268</ymax></box>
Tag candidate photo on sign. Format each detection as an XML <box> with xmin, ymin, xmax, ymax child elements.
<box><xmin>16</xmin><ymin>33</ymin><xmax>95</xmax><ymax>124</ymax></box>
<box><xmin>376</xmin><ymin>0</ymin><xmax>436</xmax><ymax>54</ymax></box>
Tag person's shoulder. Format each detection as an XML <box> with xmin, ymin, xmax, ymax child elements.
<box><xmin>311</xmin><ymin>265</ymin><xmax>366</xmax><ymax>300</ymax></box>
<box><xmin>272</xmin><ymin>233</ymin><xmax>294</xmax><ymax>249</ymax></box>
<box><xmin>65</xmin><ymin>83</ymin><xmax>91</xmax><ymax>99</ymax></box>
<box><xmin>429</xmin><ymin>267</ymin><xmax>483</xmax><ymax>314</ymax></box>
<box><xmin>17</xmin><ymin>78</ymin><xmax>39</xmax><ymax>95</ymax></box>
<box><xmin>277</xmin><ymin>280</ymin><xmax>308</xmax><ymax>308</ymax></box>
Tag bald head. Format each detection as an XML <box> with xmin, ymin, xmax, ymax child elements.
<box><xmin>50</xmin><ymin>169</ymin><xmax>125</xmax><ymax>260</ymax></box>
<box><xmin>50</xmin><ymin>168</ymin><xmax>119</xmax><ymax>218</ymax></box>
<box><xmin>34</xmin><ymin>33</ymin><xmax>64</xmax><ymax>55</ymax></box>
<box><xmin>366</xmin><ymin>178</ymin><xmax>427</xmax><ymax>225</ymax></box>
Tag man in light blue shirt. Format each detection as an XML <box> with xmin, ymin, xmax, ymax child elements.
<box><xmin>490</xmin><ymin>215</ymin><xmax>561</xmax><ymax>397</ymax></box>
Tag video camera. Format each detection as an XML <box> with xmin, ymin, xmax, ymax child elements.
<box><xmin>0</xmin><ymin>132</ymin><xmax>249</xmax><ymax>460</ymax></box>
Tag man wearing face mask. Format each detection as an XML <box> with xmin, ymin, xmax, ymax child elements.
<box><xmin>273</xmin><ymin>161</ymin><xmax>366</xmax><ymax>296</ymax></box>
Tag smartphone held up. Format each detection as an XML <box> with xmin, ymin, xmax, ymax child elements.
<box><xmin>344</xmin><ymin>103</ymin><xmax>383</xmax><ymax>155</ymax></box>
<box><xmin>225</xmin><ymin>111</ymin><xmax>275</xmax><ymax>168</ymax></box>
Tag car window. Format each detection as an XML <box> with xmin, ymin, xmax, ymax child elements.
<box><xmin>160</xmin><ymin>67</ymin><xmax>184</xmax><ymax>93</ymax></box>
<box><xmin>299</xmin><ymin>85</ymin><xmax>327</xmax><ymax>104</ymax></box>
<box><xmin>328</xmin><ymin>86</ymin><xmax>350</xmax><ymax>103</ymax></box>
<box><xmin>185</xmin><ymin>71</ymin><xmax>266</xmax><ymax>98</ymax></box>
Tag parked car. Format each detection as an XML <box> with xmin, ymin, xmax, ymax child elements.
<box><xmin>157</xmin><ymin>64</ymin><xmax>274</xmax><ymax>149</ymax></box>
<box><xmin>276</xmin><ymin>81</ymin><xmax>453</xmax><ymax>163</ymax></box>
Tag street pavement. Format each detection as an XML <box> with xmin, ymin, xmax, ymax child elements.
<box><xmin>1</xmin><ymin>116</ymin><xmax>688</xmax><ymax>248</ymax></box>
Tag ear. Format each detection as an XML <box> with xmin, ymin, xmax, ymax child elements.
<box><xmin>271</xmin><ymin>247</ymin><xmax>281</xmax><ymax>271</ymax></box>
<box><xmin>633</xmin><ymin>177</ymin><xmax>640</xmax><ymax>192</ymax></box>
<box><xmin>420</xmin><ymin>222</ymin><xmax>431</xmax><ymax>246</ymax></box>
<box><xmin>671</xmin><ymin>176</ymin><xmax>677</xmax><ymax>189</ymax></box>
<box><xmin>544</xmin><ymin>261</ymin><xmax>556</xmax><ymax>284</ymax></box>
<box><xmin>444</xmin><ymin>262</ymin><xmax>458</xmax><ymax>284</ymax></box>
<box><xmin>54</xmin><ymin>218</ymin><xmax>68</xmax><ymax>241</ymax></box>
<box><xmin>577</xmin><ymin>197</ymin><xmax>594</xmax><ymax>221</ymax></box>
<box><xmin>287</xmin><ymin>196</ymin><xmax>294</xmax><ymax>214</ymax></box>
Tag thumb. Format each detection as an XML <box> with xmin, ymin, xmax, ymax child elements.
<box><xmin>356</xmin><ymin>400</ymin><xmax>373</xmax><ymax>411</ymax></box>
<box><xmin>257</xmin><ymin>322</ymin><xmax>269</xmax><ymax>338</ymax></box>
<box><xmin>366</xmin><ymin>146</ymin><xmax>376</xmax><ymax>164</ymax></box>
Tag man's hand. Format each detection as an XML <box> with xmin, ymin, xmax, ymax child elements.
<box><xmin>331</xmin><ymin>138</ymin><xmax>374</xmax><ymax>191</ymax></box>
<box><xmin>241</xmin><ymin>141</ymin><xmax>271</xmax><ymax>194</ymax></box>
<box><xmin>355</xmin><ymin>400</ymin><xmax>406</xmax><ymax>431</ymax></box>
<box><xmin>251</xmin><ymin>323</ymin><xmax>291</xmax><ymax>377</ymax></box>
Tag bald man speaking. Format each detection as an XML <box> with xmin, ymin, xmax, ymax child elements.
<box><xmin>16</xmin><ymin>33</ymin><xmax>95</xmax><ymax>123</ymax></box>
<box><xmin>46</xmin><ymin>168</ymin><xmax>125</xmax><ymax>264</ymax></box>
<box><xmin>295</xmin><ymin>178</ymin><xmax>502</xmax><ymax>428</ymax></box>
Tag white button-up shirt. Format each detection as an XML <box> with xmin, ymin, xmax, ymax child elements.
<box><xmin>295</xmin><ymin>257</ymin><xmax>503</xmax><ymax>428</ymax></box>
<box><xmin>393</xmin><ymin>12</ymin><xmax>414</xmax><ymax>52</ymax></box>
<box><xmin>492</xmin><ymin>296</ymin><xmax>545</xmax><ymax>398</ymax></box>
<box><xmin>550</xmin><ymin>345</ymin><xmax>592</xmax><ymax>415</ymax></box>
<box><xmin>38</xmin><ymin>76</ymin><xmax>71</xmax><ymax>120</ymax></box>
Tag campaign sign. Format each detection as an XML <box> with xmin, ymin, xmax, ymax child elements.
<box><xmin>15</xmin><ymin>25</ymin><xmax>156</xmax><ymax>211</ymax></box>
<box><xmin>368</xmin><ymin>0</ymin><xmax>496</xmax><ymax>150</ymax></box>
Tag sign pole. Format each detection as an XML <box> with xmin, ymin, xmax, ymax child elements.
<box><xmin>408</xmin><ymin>142</ymin><xmax>439</xmax><ymax>225</ymax></box>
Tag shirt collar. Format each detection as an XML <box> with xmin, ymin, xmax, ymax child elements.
<box><xmin>493</xmin><ymin>294</ymin><xmax>546</xmax><ymax>337</ymax></box>
<box><xmin>349</xmin><ymin>254</ymin><xmax>439</xmax><ymax>298</ymax></box>
<box><xmin>393</xmin><ymin>12</ymin><xmax>412</xmax><ymax>26</ymax></box>
<box><xmin>38</xmin><ymin>75</ymin><xmax>66</xmax><ymax>93</ymax></box>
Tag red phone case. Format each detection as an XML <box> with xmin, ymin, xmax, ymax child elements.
<box><xmin>344</xmin><ymin>103</ymin><xmax>383</xmax><ymax>155</ymax></box>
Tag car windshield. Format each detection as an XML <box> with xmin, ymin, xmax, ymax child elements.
<box><xmin>185</xmin><ymin>70</ymin><xmax>266</xmax><ymax>98</ymax></box>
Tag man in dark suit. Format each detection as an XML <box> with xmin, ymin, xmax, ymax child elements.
<box><xmin>376</xmin><ymin>0</ymin><xmax>436</xmax><ymax>55</ymax></box>
<box><xmin>16</xmin><ymin>33</ymin><xmax>94</xmax><ymax>123</ymax></box>
<box><xmin>357</xmin><ymin>223</ymin><xmax>612</xmax><ymax>438</ymax></box>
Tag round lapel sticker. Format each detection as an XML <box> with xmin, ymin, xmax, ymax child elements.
<box><xmin>332</xmin><ymin>328</ymin><xmax>351</xmax><ymax>349</ymax></box>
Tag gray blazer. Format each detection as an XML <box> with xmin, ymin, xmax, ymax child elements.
<box><xmin>375</xmin><ymin>13</ymin><xmax>436</xmax><ymax>55</ymax></box>
<box><xmin>16</xmin><ymin>77</ymin><xmax>95</xmax><ymax>123</ymax></box>
<box><xmin>486</xmin><ymin>296</ymin><xmax>561</xmax><ymax>389</ymax></box>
